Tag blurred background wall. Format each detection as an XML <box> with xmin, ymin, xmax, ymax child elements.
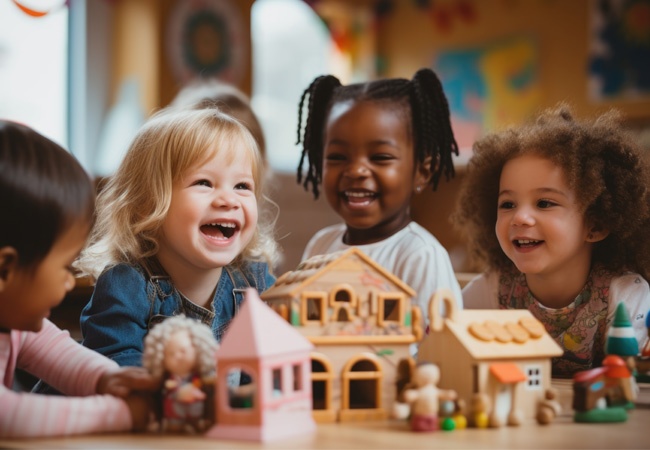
<box><xmin>2</xmin><ymin>0</ymin><xmax>649</xmax><ymax>275</ymax></box>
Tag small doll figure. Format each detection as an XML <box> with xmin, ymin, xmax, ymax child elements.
<box><xmin>143</xmin><ymin>315</ymin><xmax>219</xmax><ymax>433</ymax></box>
<box><xmin>403</xmin><ymin>363</ymin><xmax>457</xmax><ymax>432</ymax></box>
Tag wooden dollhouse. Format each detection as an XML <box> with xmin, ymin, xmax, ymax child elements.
<box><xmin>260</xmin><ymin>248</ymin><xmax>424</xmax><ymax>423</ymax></box>
<box><xmin>418</xmin><ymin>290</ymin><xmax>564</xmax><ymax>427</ymax></box>
<box><xmin>206</xmin><ymin>288</ymin><xmax>315</xmax><ymax>442</ymax></box>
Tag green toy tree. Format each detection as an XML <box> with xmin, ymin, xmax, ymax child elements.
<box><xmin>606</xmin><ymin>303</ymin><xmax>639</xmax><ymax>357</ymax></box>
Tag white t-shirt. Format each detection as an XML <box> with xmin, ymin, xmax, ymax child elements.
<box><xmin>303</xmin><ymin>222</ymin><xmax>463</xmax><ymax>320</ymax></box>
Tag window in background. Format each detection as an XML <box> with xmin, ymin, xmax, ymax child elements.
<box><xmin>252</xmin><ymin>0</ymin><xmax>364</xmax><ymax>173</ymax></box>
<box><xmin>0</xmin><ymin>0</ymin><xmax>68</xmax><ymax>147</ymax></box>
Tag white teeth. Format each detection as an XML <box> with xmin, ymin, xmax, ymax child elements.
<box><xmin>345</xmin><ymin>191</ymin><xmax>373</xmax><ymax>197</ymax></box>
<box><xmin>208</xmin><ymin>222</ymin><xmax>236</xmax><ymax>228</ymax></box>
<box><xmin>516</xmin><ymin>239</ymin><xmax>539</xmax><ymax>244</ymax></box>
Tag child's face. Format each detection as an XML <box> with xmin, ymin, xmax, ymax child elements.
<box><xmin>322</xmin><ymin>100</ymin><xmax>424</xmax><ymax>244</ymax></box>
<box><xmin>0</xmin><ymin>220</ymin><xmax>89</xmax><ymax>332</ymax></box>
<box><xmin>496</xmin><ymin>154</ymin><xmax>592</xmax><ymax>279</ymax></box>
<box><xmin>158</xmin><ymin>148</ymin><xmax>258</xmax><ymax>273</ymax></box>
<box><xmin>163</xmin><ymin>330</ymin><xmax>197</xmax><ymax>377</ymax></box>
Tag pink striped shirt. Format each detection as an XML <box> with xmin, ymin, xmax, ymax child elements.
<box><xmin>0</xmin><ymin>319</ymin><xmax>132</xmax><ymax>437</ymax></box>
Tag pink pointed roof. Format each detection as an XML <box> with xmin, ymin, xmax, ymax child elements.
<box><xmin>216</xmin><ymin>288</ymin><xmax>313</xmax><ymax>359</ymax></box>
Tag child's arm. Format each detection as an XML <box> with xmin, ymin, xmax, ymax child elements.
<box><xmin>80</xmin><ymin>264</ymin><xmax>153</xmax><ymax>366</ymax></box>
<box><xmin>19</xmin><ymin>320</ymin><xmax>121</xmax><ymax>395</ymax></box>
<box><xmin>1</xmin><ymin>321</ymin><xmax>154</xmax><ymax>438</ymax></box>
<box><xmin>0</xmin><ymin>382</ymin><xmax>132</xmax><ymax>437</ymax></box>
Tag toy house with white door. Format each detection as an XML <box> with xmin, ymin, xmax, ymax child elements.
<box><xmin>418</xmin><ymin>290</ymin><xmax>564</xmax><ymax>427</ymax></box>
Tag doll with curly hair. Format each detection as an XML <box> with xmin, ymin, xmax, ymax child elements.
<box><xmin>453</xmin><ymin>103</ymin><xmax>650</xmax><ymax>378</ymax></box>
<box><xmin>143</xmin><ymin>315</ymin><xmax>218</xmax><ymax>433</ymax></box>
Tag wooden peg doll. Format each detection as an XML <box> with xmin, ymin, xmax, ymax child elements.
<box><xmin>403</xmin><ymin>362</ymin><xmax>457</xmax><ymax>432</ymax></box>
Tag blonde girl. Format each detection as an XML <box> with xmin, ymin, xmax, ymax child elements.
<box><xmin>78</xmin><ymin>107</ymin><xmax>279</xmax><ymax>367</ymax></box>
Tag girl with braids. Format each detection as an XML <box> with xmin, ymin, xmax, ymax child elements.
<box><xmin>454</xmin><ymin>104</ymin><xmax>650</xmax><ymax>377</ymax></box>
<box><xmin>296</xmin><ymin>68</ymin><xmax>463</xmax><ymax>315</ymax></box>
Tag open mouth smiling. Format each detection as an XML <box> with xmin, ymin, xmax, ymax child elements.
<box><xmin>513</xmin><ymin>239</ymin><xmax>543</xmax><ymax>248</ymax></box>
<box><xmin>342</xmin><ymin>190</ymin><xmax>378</xmax><ymax>205</ymax></box>
<box><xmin>201</xmin><ymin>222</ymin><xmax>238</xmax><ymax>240</ymax></box>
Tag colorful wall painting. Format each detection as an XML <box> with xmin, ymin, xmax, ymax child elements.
<box><xmin>588</xmin><ymin>0</ymin><xmax>650</xmax><ymax>102</ymax></box>
<box><xmin>166</xmin><ymin>0</ymin><xmax>247</xmax><ymax>85</ymax></box>
<box><xmin>433</xmin><ymin>36</ymin><xmax>541</xmax><ymax>158</ymax></box>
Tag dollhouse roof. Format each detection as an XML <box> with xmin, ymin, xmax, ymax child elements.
<box><xmin>441</xmin><ymin>310</ymin><xmax>563</xmax><ymax>360</ymax></box>
<box><xmin>216</xmin><ymin>288</ymin><xmax>313</xmax><ymax>359</ymax></box>
<box><xmin>260</xmin><ymin>247</ymin><xmax>416</xmax><ymax>300</ymax></box>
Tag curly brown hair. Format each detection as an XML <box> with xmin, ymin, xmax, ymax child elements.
<box><xmin>452</xmin><ymin>103</ymin><xmax>650</xmax><ymax>280</ymax></box>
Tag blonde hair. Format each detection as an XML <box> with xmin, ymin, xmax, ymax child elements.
<box><xmin>170</xmin><ymin>79</ymin><xmax>266</xmax><ymax>158</ymax></box>
<box><xmin>142</xmin><ymin>315</ymin><xmax>218</xmax><ymax>380</ymax></box>
<box><xmin>77</xmin><ymin>107</ymin><xmax>279</xmax><ymax>279</ymax></box>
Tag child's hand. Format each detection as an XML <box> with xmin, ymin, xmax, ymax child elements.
<box><xmin>124</xmin><ymin>392</ymin><xmax>155</xmax><ymax>432</ymax></box>
<box><xmin>97</xmin><ymin>367</ymin><xmax>160</xmax><ymax>397</ymax></box>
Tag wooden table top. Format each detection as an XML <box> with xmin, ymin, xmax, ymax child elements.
<box><xmin>1</xmin><ymin>406</ymin><xmax>646</xmax><ymax>449</ymax></box>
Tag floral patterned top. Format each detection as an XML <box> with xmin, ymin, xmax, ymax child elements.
<box><xmin>496</xmin><ymin>266</ymin><xmax>618</xmax><ymax>378</ymax></box>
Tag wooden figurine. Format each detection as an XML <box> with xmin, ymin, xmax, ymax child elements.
<box><xmin>418</xmin><ymin>289</ymin><xmax>564</xmax><ymax>427</ymax></box>
<box><xmin>402</xmin><ymin>363</ymin><xmax>457</xmax><ymax>432</ymax></box>
<box><xmin>206</xmin><ymin>288</ymin><xmax>316</xmax><ymax>442</ymax></box>
<box><xmin>572</xmin><ymin>357</ymin><xmax>630</xmax><ymax>423</ymax></box>
<box><xmin>468</xmin><ymin>393</ymin><xmax>490</xmax><ymax>428</ymax></box>
<box><xmin>142</xmin><ymin>315</ymin><xmax>218</xmax><ymax>433</ymax></box>
<box><xmin>260</xmin><ymin>248</ymin><xmax>423</xmax><ymax>423</ymax></box>
<box><xmin>536</xmin><ymin>389</ymin><xmax>562</xmax><ymax>425</ymax></box>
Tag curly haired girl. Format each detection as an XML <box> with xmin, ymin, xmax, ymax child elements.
<box><xmin>454</xmin><ymin>103</ymin><xmax>650</xmax><ymax>377</ymax></box>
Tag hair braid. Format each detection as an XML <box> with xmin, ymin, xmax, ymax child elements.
<box><xmin>296</xmin><ymin>75</ymin><xmax>341</xmax><ymax>198</ymax></box>
<box><xmin>412</xmin><ymin>68</ymin><xmax>458</xmax><ymax>189</ymax></box>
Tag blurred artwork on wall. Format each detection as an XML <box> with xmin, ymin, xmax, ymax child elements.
<box><xmin>588</xmin><ymin>0</ymin><xmax>650</xmax><ymax>102</ymax></box>
<box><xmin>166</xmin><ymin>0</ymin><xmax>248</xmax><ymax>86</ymax></box>
<box><xmin>432</xmin><ymin>36</ymin><xmax>541</xmax><ymax>161</ymax></box>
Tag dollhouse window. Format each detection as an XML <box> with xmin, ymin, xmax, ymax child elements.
<box><xmin>346</xmin><ymin>359</ymin><xmax>380</xmax><ymax>409</ymax></box>
<box><xmin>293</xmin><ymin>364</ymin><xmax>303</xmax><ymax>391</ymax></box>
<box><xmin>335</xmin><ymin>290</ymin><xmax>352</xmax><ymax>302</ymax></box>
<box><xmin>377</xmin><ymin>294</ymin><xmax>405</xmax><ymax>326</ymax></box>
<box><xmin>227</xmin><ymin>368</ymin><xmax>255</xmax><ymax>408</ymax></box>
<box><xmin>525</xmin><ymin>365</ymin><xmax>543</xmax><ymax>390</ymax></box>
<box><xmin>272</xmin><ymin>368</ymin><xmax>283</xmax><ymax>396</ymax></box>
<box><xmin>301</xmin><ymin>292</ymin><xmax>327</xmax><ymax>325</ymax></box>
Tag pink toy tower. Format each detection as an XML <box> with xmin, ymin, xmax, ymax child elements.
<box><xmin>206</xmin><ymin>288</ymin><xmax>316</xmax><ymax>442</ymax></box>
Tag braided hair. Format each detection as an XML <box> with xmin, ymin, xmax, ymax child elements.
<box><xmin>296</xmin><ymin>68</ymin><xmax>458</xmax><ymax>198</ymax></box>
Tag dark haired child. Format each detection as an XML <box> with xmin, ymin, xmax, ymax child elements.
<box><xmin>0</xmin><ymin>120</ymin><xmax>157</xmax><ymax>437</ymax></box>
<box><xmin>296</xmin><ymin>68</ymin><xmax>463</xmax><ymax>318</ymax></box>
<box><xmin>454</xmin><ymin>104</ymin><xmax>650</xmax><ymax>377</ymax></box>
